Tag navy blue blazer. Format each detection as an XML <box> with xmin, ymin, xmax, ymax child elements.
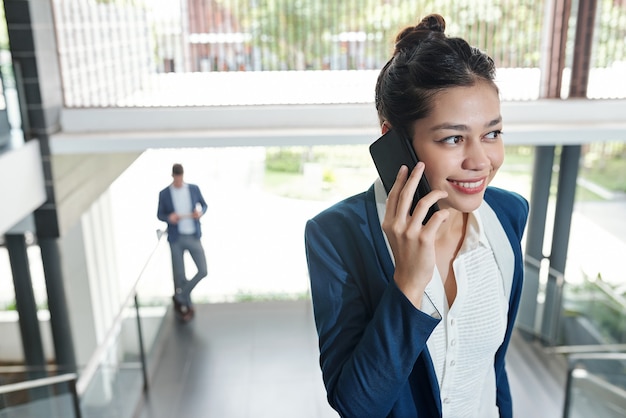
<box><xmin>304</xmin><ymin>185</ymin><xmax>528</xmax><ymax>418</ymax></box>
<box><xmin>157</xmin><ymin>183</ymin><xmax>208</xmax><ymax>243</ymax></box>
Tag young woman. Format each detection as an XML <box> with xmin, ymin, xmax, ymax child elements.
<box><xmin>304</xmin><ymin>14</ymin><xmax>529</xmax><ymax>418</ymax></box>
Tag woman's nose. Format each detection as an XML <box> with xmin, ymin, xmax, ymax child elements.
<box><xmin>461</xmin><ymin>142</ymin><xmax>490</xmax><ymax>171</ymax></box>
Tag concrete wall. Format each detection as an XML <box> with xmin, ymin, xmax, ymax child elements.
<box><xmin>0</xmin><ymin>141</ymin><xmax>46</xmax><ymax>235</ymax></box>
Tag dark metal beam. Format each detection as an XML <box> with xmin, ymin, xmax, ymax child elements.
<box><xmin>541</xmin><ymin>0</ymin><xmax>597</xmax><ymax>343</ymax></box>
<box><xmin>521</xmin><ymin>0</ymin><xmax>572</xmax><ymax>337</ymax></box>
<box><xmin>5</xmin><ymin>233</ymin><xmax>49</xmax><ymax>400</ymax></box>
<box><xmin>518</xmin><ymin>146</ymin><xmax>556</xmax><ymax>334</ymax></box>
<box><xmin>38</xmin><ymin>237</ymin><xmax>77</xmax><ymax>373</ymax></box>
<box><xmin>4</xmin><ymin>0</ymin><xmax>76</xmax><ymax>374</ymax></box>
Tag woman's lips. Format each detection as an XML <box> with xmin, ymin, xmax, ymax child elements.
<box><xmin>448</xmin><ymin>178</ymin><xmax>486</xmax><ymax>194</ymax></box>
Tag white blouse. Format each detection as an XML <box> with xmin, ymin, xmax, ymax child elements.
<box><xmin>374</xmin><ymin>179</ymin><xmax>512</xmax><ymax>417</ymax></box>
<box><xmin>425</xmin><ymin>211</ymin><xmax>508</xmax><ymax>417</ymax></box>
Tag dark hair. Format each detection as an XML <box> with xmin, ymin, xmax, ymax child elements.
<box><xmin>172</xmin><ymin>163</ymin><xmax>184</xmax><ymax>175</ymax></box>
<box><xmin>375</xmin><ymin>14</ymin><xmax>497</xmax><ymax>138</ymax></box>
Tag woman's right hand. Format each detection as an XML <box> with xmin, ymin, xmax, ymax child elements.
<box><xmin>381</xmin><ymin>163</ymin><xmax>449</xmax><ymax>308</ymax></box>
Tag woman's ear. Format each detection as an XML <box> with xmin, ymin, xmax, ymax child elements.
<box><xmin>381</xmin><ymin>121</ymin><xmax>391</xmax><ymax>135</ymax></box>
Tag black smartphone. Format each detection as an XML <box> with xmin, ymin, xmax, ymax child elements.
<box><xmin>369</xmin><ymin>129</ymin><xmax>439</xmax><ymax>223</ymax></box>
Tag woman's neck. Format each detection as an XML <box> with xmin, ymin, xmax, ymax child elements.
<box><xmin>436</xmin><ymin>209</ymin><xmax>467</xmax><ymax>242</ymax></box>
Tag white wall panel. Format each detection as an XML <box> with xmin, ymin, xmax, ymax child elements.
<box><xmin>0</xmin><ymin>141</ymin><xmax>46</xmax><ymax>235</ymax></box>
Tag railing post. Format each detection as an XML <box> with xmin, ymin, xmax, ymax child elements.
<box><xmin>562</xmin><ymin>361</ymin><xmax>575</xmax><ymax>418</ymax></box>
<box><xmin>134</xmin><ymin>293</ymin><xmax>149</xmax><ymax>392</ymax></box>
<box><xmin>68</xmin><ymin>377</ymin><xmax>82</xmax><ymax>418</ymax></box>
<box><xmin>520</xmin><ymin>145</ymin><xmax>555</xmax><ymax>337</ymax></box>
<box><xmin>5</xmin><ymin>233</ymin><xmax>49</xmax><ymax>400</ymax></box>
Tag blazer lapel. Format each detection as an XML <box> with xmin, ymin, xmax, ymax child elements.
<box><xmin>366</xmin><ymin>181</ymin><xmax>443</xmax><ymax>416</ymax></box>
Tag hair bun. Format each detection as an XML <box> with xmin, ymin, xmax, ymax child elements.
<box><xmin>394</xmin><ymin>14</ymin><xmax>446</xmax><ymax>55</ymax></box>
<box><xmin>417</xmin><ymin>14</ymin><xmax>446</xmax><ymax>33</ymax></box>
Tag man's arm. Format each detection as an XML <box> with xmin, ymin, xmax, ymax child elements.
<box><xmin>157</xmin><ymin>189</ymin><xmax>172</xmax><ymax>222</ymax></box>
<box><xmin>192</xmin><ymin>184</ymin><xmax>208</xmax><ymax>214</ymax></box>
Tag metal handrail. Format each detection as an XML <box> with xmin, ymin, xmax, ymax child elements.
<box><xmin>567</xmin><ymin>371</ymin><xmax>626</xmax><ymax>412</ymax></box>
<box><xmin>0</xmin><ymin>230</ymin><xmax>167</xmax><ymax>416</ymax></box>
<box><xmin>0</xmin><ymin>372</ymin><xmax>76</xmax><ymax>395</ymax></box>
<box><xmin>0</xmin><ymin>373</ymin><xmax>81</xmax><ymax>417</ymax></box>
<box><xmin>524</xmin><ymin>254</ymin><xmax>566</xmax><ymax>284</ymax></box>
<box><xmin>547</xmin><ymin>344</ymin><xmax>626</xmax><ymax>356</ymax></box>
<box><xmin>591</xmin><ymin>279</ymin><xmax>626</xmax><ymax>311</ymax></box>
<box><xmin>523</xmin><ymin>255</ymin><xmax>626</xmax><ymax>418</ymax></box>
<box><xmin>562</xmin><ymin>351</ymin><xmax>626</xmax><ymax>418</ymax></box>
<box><xmin>75</xmin><ymin>229</ymin><xmax>167</xmax><ymax>396</ymax></box>
<box><xmin>524</xmin><ymin>255</ymin><xmax>567</xmax><ymax>345</ymax></box>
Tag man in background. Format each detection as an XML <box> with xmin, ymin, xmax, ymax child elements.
<box><xmin>157</xmin><ymin>163</ymin><xmax>208</xmax><ymax>322</ymax></box>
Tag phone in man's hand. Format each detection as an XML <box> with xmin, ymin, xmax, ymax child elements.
<box><xmin>369</xmin><ymin>129</ymin><xmax>439</xmax><ymax>224</ymax></box>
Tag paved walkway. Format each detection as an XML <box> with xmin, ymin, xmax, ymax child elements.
<box><xmin>135</xmin><ymin>300</ymin><xmax>565</xmax><ymax>418</ymax></box>
<box><xmin>137</xmin><ymin>301</ymin><xmax>337</xmax><ymax>418</ymax></box>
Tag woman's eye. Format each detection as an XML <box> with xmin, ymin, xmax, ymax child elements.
<box><xmin>440</xmin><ymin>136</ymin><xmax>462</xmax><ymax>144</ymax></box>
<box><xmin>484</xmin><ymin>130</ymin><xmax>503</xmax><ymax>140</ymax></box>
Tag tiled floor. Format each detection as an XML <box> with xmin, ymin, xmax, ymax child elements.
<box><xmin>136</xmin><ymin>300</ymin><xmax>565</xmax><ymax>418</ymax></box>
<box><xmin>137</xmin><ymin>300</ymin><xmax>337</xmax><ymax>418</ymax></box>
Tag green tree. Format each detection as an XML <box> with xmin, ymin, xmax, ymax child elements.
<box><xmin>229</xmin><ymin>0</ymin><xmax>549</xmax><ymax>71</ymax></box>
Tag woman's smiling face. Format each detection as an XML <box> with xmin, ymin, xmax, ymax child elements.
<box><xmin>411</xmin><ymin>80</ymin><xmax>504</xmax><ymax>214</ymax></box>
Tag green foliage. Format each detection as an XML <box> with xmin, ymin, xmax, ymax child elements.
<box><xmin>594</xmin><ymin>0</ymin><xmax>626</xmax><ymax>67</ymax></box>
<box><xmin>230</xmin><ymin>0</ymin><xmax>550</xmax><ymax>70</ymax></box>
<box><xmin>565</xmin><ymin>275</ymin><xmax>626</xmax><ymax>344</ymax></box>
<box><xmin>263</xmin><ymin>145</ymin><xmax>376</xmax><ymax>200</ymax></box>
<box><xmin>262</xmin><ymin>142</ymin><xmax>625</xmax><ymax>203</ymax></box>
<box><xmin>3</xmin><ymin>300</ymin><xmax>16</xmax><ymax>311</ymax></box>
<box><xmin>582</xmin><ymin>155</ymin><xmax>626</xmax><ymax>193</ymax></box>
<box><xmin>265</xmin><ymin>147</ymin><xmax>306</xmax><ymax>173</ymax></box>
<box><xmin>0</xmin><ymin>300</ymin><xmax>49</xmax><ymax>311</ymax></box>
<box><xmin>322</xmin><ymin>168</ymin><xmax>336</xmax><ymax>184</ymax></box>
<box><xmin>233</xmin><ymin>291</ymin><xmax>309</xmax><ymax>303</ymax></box>
<box><xmin>502</xmin><ymin>146</ymin><xmax>534</xmax><ymax>167</ymax></box>
<box><xmin>500</xmin><ymin>143</ymin><xmax>626</xmax><ymax>199</ymax></box>
<box><xmin>228</xmin><ymin>0</ymin><xmax>625</xmax><ymax>71</ymax></box>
